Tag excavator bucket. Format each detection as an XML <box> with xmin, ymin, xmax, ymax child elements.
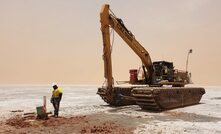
<box><xmin>97</xmin><ymin>87</ymin><xmax>136</xmax><ymax>106</ymax></box>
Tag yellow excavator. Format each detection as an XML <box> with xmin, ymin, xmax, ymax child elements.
<box><xmin>97</xmin><ymin>4</ymin><xmax>205</xmax><ymax>111</ymax></box>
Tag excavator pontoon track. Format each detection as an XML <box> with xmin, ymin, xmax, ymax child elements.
<box><xmin>98</xmin><ymin>86</ymin><xmax>205</xmax><ymax>111</ymax></box>
<box><xmin>132</xmin><ymin>87</ymin><xmax>205</xmax><ymax>111</ymax></box>
<box><xmin>97</xmin><ymin>87</ymin><xmax>136</xmax><ymax>106</ymax></box>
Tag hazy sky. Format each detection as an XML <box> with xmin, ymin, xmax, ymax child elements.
<box><xmin>0</xmin><ymin>0</ymin><xmax>221</xmax><ymax>86</ymax></box>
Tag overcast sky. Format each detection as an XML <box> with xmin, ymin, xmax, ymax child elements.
<box><xmin>0</xmin><ymin>0</ymin><xmax>220</xmax><ymax>86</ymax></box>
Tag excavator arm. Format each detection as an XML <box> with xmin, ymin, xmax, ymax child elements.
<box><xmin>100</xmin><ymin>5</ymin><xmax>113</xmax><ymax>89</ymax></box>
<box><xmin>100</xmin><ymin>4</ymin><xmax>154</xmax><ymax>89</ymax></box>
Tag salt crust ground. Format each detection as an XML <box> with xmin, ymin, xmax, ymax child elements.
<box><xmin>0</xmin><ymin>85</ymin><xmax>220</xmax><ymax>134</ymax></box>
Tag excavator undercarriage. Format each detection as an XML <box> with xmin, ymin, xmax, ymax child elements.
<box><xmin>97</xmin><ymin>4</ymin><xmax>205</xmax><ymax>111</ymax></box>
<box><xmin>98</xmin><ymin>86</ymin><xmax>205</xmax><ymax>111</ymax></box>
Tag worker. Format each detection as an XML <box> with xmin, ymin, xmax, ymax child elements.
<box><xmin>50</xmin><ymin>83</ymin><xmax>62</xmax><ymax>118</ymax></box>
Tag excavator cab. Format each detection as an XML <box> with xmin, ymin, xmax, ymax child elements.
<box><xmin>130</xmin><ymin>61</ymin><xmax>186</xmax><ymax>86</ymax></box>
<box><xmin>153</xmin><ymin>61</ymin><xmax>174</xmax><ymax>83</ymax></box>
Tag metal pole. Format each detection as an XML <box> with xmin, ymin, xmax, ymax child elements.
<box><xmin>186</xmin><ymin>49</ymin><xmax>193</xmax><ymax>72</ymax></box>
<box><xmin>43</xmin><ymin>96</ymin><xmax>46</xmax><ymax>113</ymax></box>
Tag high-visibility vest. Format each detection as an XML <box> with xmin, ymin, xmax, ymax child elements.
<box><xmin>52</xmin><ymin>87</ymin><xmax>62</xmax><ymax>97</ymax></box>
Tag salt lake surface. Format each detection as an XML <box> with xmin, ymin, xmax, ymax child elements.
<box><xmin>0</xmin><ymin>85</ymin><xmax>220</xmax><ymax>134</ymax></box>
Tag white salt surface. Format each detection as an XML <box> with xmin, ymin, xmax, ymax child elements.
<box><xmin>0</xmin><ymin>85</ymin><xmax>220</xmax><ymax>134</ymax></box>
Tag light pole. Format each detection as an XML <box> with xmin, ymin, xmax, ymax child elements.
<box><xmin>186</xmin><ymin>49</ymin><xmax>193</xmax><ymax>72</ymax></box>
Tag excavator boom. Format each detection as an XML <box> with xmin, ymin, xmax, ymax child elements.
<box><xmin>100</xmin><ymin>4</ymin><xmax>153</xmax><ymax>88</ymax></box>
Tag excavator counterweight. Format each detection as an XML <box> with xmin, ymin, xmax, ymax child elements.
<box><xmin>97</xmin><ymin>4</ymin><xmax>205</xmax><ymax>111</ymax></box>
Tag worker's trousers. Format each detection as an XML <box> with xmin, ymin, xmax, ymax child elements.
<box><xmin>52</xmin><ymin>97</ymin><xmax>61</xmax><ymax>116</ymax></box>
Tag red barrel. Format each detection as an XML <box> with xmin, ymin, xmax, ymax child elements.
<box><xmin>129</xmin><ymin>69</ymin><xmax>138</xmax><ymax>84</ymax></box>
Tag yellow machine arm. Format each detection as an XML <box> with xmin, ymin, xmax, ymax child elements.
<box><xmin>100</xmin><ymin>4</ymin><xmax>154</xmax><ymax>88</ymax></box>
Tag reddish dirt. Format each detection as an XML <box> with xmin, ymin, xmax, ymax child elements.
<box><xmin>5</xmin><ymin>115</ymin><xmax>32</xmax><ymax>128</ymax></box>
<box><xmin>0</xmin><ymin>114</ymin><xmax>134</xmax><ymax>134</ymax></box>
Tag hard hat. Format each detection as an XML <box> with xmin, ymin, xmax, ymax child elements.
<box><xmin>52</xmin><ymin>82</ymin><xmax>58</xmax><ymax>87</ymax></box>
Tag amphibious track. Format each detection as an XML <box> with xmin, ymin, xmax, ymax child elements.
<box><xmin>97</xmin><ymin>86</ymin><xmax>205</xmax><ymax>111</ymax></box>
